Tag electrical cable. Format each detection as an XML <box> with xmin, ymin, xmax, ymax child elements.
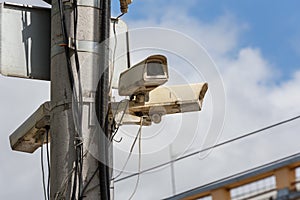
<box><xmin>79</xmin><ymin>166</ymin><xmax>100</xmax><ymax>199</ymax></box>
<box><xmin>108</xmin><ymin>13</ymin><xmax>125</xmax><ymax>93</ymax></box>
<box><xmin>57</xmin><ymin>0</ymin><xmax>84</xmax><ymax>199</ymax></box>
<box><xmin>97</xmin><ymin>0</ymin><xmax>112</xmax><ymax>199</ymax></box>
<box><xmin>41</xmin><ymin>142</ymin><xmax>47</xmax><ymax>200</ymax></box>
<box><xmin>114</xmin><ymin>114</ymin><xmax>300</xmax><ymax>183</ymax></box>
<box><xmin>57</xmin><ymin>0</ymin><xmax>76</xmax><ymax>92</ymax></box>
<box><xmin>79</xmin><ymin>139</ymin><xmax>84</xmax><ymax>198</ymax></box>
<box><xmin>56</xmin><ymin>0</ymin><xmax>112</xmax><ymax>199</ymax></box>
<box><xmin>46</xmin><ymin>128</ymin><xmax>51</xmax><ymax>200</ymax></box>
<box><xmin>55</xmin><ymin>155</ymin><xmax>90</xmax><ymax>200</ymax></box>
<box><xmin>98</xmin><ymin>140</ymin><xmax>111</xmax><ymax>200</ymax></box>
<box><xmin>56</xmin><ymin>0</ymin><xmax>81</xmax><ymax>138</ymax></box>
<box><xmin>110</xmin><ymin>99</ymin><xmax>130</xmax><ymax>143</ymax></box>
<box><xmin>71</xmin><ymin>0</ymin><xmax>84</xmax><ymax>199</ymax></box>
<box><xmin>72</xmin><ymin>0</ymin><xmax>83</xmax><ymax>131</ymax></box>
<box><xmin>112</xmin><ymin>118</ymin><xmax>143</xmax><ymax>181</ymax></box>
<box><xmin>128</xmin><ymin>118</ymin><xmax>143</xmax><ymax>200</ymax></box>
<box><xmin>54</xmin><ymin>168</ymin><xmax>75</xmax><ymax>200</ymax></box>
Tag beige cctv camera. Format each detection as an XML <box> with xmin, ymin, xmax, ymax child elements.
<box><xmin>118</xmin><ymin>54</ymin><xmax>169</xmax><ymax>99</ymax></box>
<box><xmin>112</xmin><ymin>54</ymin><xmax>208</xmax><ymax>126</ymax></box>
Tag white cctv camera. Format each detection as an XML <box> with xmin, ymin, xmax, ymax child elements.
<box><xmin>112</xmin><ymin>83</ymin><xmax>208</xmax><ymax>126</ymax></box>
<box><xmin>112</xmin><ymin>54</ymin><xmax>208</xmax><ymax>126</ymax></box>
<box><xmin>9</xmin><ymin>102</ymin><xmax>50</xmax><ymax>153</ymax></box>
<box><xmin>118</xmin><ymin>54</ymin><xmax>169</xmax><ymax>100</ymax></box>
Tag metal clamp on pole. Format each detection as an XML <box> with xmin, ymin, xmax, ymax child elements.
<box><xmin>51</xmin><ymin>38</ymin><xmax>102</xmax><ymax>57</ymax></box>
<box><xmin>82</xmin><ymin>94</ymin><xmax>97</xmax><ymax>127</ymax></box>
<box><xmin>77</xmin><ymin>0</ymin><xmax>102</xmax><ymax>9</ymax></box>
<box><xmin>68</xmin><ymin>37</ymin><xmax>102</xmax><ymax>54</ymax></box>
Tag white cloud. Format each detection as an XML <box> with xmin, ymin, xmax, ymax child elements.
<box><xmin>269</xmin><ymin>71</ymin><xmax>300</xmax><ymax>113</ymax></box>
<box><xmin>220</xmin><ymin>47</ymin><xmax>300</xmax><ymax>138</ymax></box>
<box><xmin>128</xmin><ymin>8</ymin><xmax>245</xmax><ymax>58</ymax></box>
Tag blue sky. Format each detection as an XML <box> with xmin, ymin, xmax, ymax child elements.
<box><xmin>209</xmin><ymin>0</ymin><xmax>300</xmax><ymax>78</ymax></box>
<box><xmin>112</xmin><ymin>0</ymin><xmax>300</xmax><ymax>80</ymax></box>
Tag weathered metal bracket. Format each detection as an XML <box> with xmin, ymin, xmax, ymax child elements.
<box><xmin>68</xmin><ymin>38</ymin><xmax>103</xmax><ymax>53</ymax></box>
<box><xmin>9</xmin><ymin>97</ymin><xmax>95</xmax><ymax>153</ymax></box>
<box><xmin>51</xmin><ymin>38</ymin><xmax>102</xmax><ymax>58</ymax></box>
<box><xmin>9</xmin><ymin>100</ymin><xmax>72</xmax><ymax>153</ymax></box>
<box><xmin>77</xmin><ymin>0</ymin><xmax>102</xmax><ymax>9</ymax></box>
<box><xmin>82</xmin><ymin>94</ymin><xmax>97</xmax><ymax>127</ymax></box>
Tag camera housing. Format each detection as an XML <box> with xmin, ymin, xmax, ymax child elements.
<box><xmin>112</xmin><ymin>83</ymin><xmax>208</xmax><ymax>126</ymax></box>
<box><xmin>112</xmin><ymin>54</ymin><xmax>209</xmax><ymax>126</ymax></box>
<box><xmin>9</xmin><ymin>102</ymin><xmax>50</xmax><ymax>153</ymax></box>
<box><xmin>118</xmin><ymin>55</ymin><xmax>168</xmax><ymax>97</ymax></box>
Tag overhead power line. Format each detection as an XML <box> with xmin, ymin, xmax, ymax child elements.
<box><xmin>115</xmin><ymin>114</ymin><xmax>300</xmax><ymax>183</ymax></box>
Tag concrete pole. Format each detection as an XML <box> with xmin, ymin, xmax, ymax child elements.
<box><xmin>50</xmin><ymin>0</ymin><xmax>111</xmax><ymax>199</ymax></box>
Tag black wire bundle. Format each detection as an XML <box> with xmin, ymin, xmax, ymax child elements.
<box><xmin>46</xmin><ymin>128</ymin><xmax>51</xmax><ymax>200</ymax></box>
<box><xmin>41</xmin><ymin>127</ymin><xmax>50</xmax><ymax>200</ymax></box>
<box><xmin>40</xmin><ymin>139</ymin><xmax>47</xmax><ymax>200</ymax></box>
<box><xmin>56</xmin><ymin>0</ymin><xmax>112</xmax><ymax>199</ymax></box>
<box><xmin>55</xmin><ymin>0</ymin><xmax>126</xmax><ymax>199</ymax></box>
<box><xmin>57</xmin><ymin>0</ymin><xmax>83</xmax><ymax>199</ymax></box>
<box><xmin>71</xmin><ymin>0</ymin><xmax>84</xmax><ymax>199</ymax></box>
<box><xmin>57</xmin><ymin>0</ymin><xmax>76</xmax><ymax>91</ymax></box>
<box><xmin>95</xmin><ymin>0</ymin><xmax>112</xmax><ymax>199</ymax></box>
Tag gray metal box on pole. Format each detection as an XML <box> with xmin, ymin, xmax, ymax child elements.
<box><xmin>0</xmin><ymin>2</ymin><xmax>50</xmax><ymax>80</ymax></box>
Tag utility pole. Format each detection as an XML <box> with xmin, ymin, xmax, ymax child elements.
<box><xmin>50</xmin><ymin>0</ymin><xmax>111</xmax><ymax>199</ymax></box>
